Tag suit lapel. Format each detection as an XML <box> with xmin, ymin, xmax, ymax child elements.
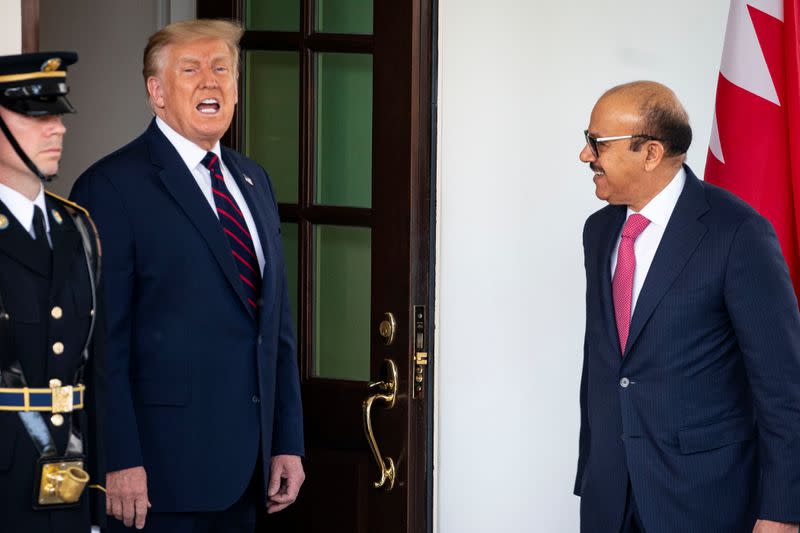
<box><xmin>623</xmin><ymin>168</ymin><xmax>709</xmax><ymax>357</ymax></box>
<box><xmin>47</xmin><ymin>199</ymin><xmax>81</xmax><ymax>300</ymax></box>
<box><xmin>223</xmin><ymin>149</ymin><xmax>276</xmax><ymax>306</ymax></box>
<box><xmin>146</xmin><ymin>122</ymin><xmax>254</xmax><ymax>319</ymax></box>
<box><xmin>0</xmin><ymin>199</ymin><xmax>50</xmax><ymax>277</ymax></box>
<box><xmin>599</xmin><ymin>205</ymin><xmax>627</xmax><ymax>354</ymax></box>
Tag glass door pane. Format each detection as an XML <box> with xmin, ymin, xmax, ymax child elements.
<box><xmin>314</xmin><ymin>53</ymin><xmax>373</xmax><ymax>208</ymax></box>
<box><xmin>316</xmin><ymin>0</ymin><xmax>373</xmax><ymax>34</ymax></box>
<box><xmin>244</xmin><ymin>51</ymin><xmax>300</xmax><ymax>204</ymax></box>
<box><xmin>313</xmin><ymin>225</ymin><xmax>371</xmax><ymax>381</ymax></box>
<box><xmin>245</xmin><ymin>0</ymin><xmax>300</xmax><ymax>31</ymax></box>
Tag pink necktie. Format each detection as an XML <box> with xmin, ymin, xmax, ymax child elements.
<box><xmin>612</xmin><ymin>214</ymin><xmax>650</xmax><ymax>355</ymax></box>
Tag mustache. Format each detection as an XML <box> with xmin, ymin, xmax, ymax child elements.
<box><xmin>590</xmin><ymin>163</ymin><xmax>602</xmax><ymax>173</ymax></box>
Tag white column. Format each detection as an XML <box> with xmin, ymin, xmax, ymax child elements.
<box><xmin>0</xmin><ymin>2</ymin><xmax>22</xmax><ymax>54</ymax></box>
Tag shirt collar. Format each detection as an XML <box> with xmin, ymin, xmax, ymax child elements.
<box><xmin>155</xmin><ymin>116</ymin><xmax>222</xmax><ymax>172</ymax></box>
<box><xmin>627</xmin><ymin>166</ymin><xmax>686</xmax><ymax>228</ymax></box>
<box><xmin>0</xmin><ymin>181</ymin><xmax>49</xmax><ymax>234</ymax></box>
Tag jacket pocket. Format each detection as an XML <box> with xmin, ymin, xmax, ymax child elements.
<box><xmin>678</xmin><ymin>415</ymin><xmax>755</xmax><ymax>454</ymax></box>
<box><xmin>132</xmin><ymin>380</ymin><xmax>189</xmax><ymax>406</ymax></box>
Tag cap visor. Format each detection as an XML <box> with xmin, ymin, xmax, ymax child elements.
<box><xmin>28</xmin><ymin>95</ymin><xmax>76</xmax><ymax>115</ymax></box>
<box><xmin>3</xmin><ymin>95</ymin><xmax>76</xmax><ymax>116</ymax></box>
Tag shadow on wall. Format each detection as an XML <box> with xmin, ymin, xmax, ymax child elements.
<box><xmin>39</xmin><ymin>0</ymin><xmax>196</xmax><ymax>197</ymax></box>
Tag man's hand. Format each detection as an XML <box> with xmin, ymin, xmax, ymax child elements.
<box><xmin>106</xmin><ymin>466</ymin><xmax>151</xmax><ymax>529</ymax></box>
<box><xmin>753</xmin><ymin>519</ymin><xmax>799</xmax><ymax>533</ymax></box>
<box><xmin>266</xmin><ymin>454</ymin><xmax>305</xmax><ymax>514</ymax></box>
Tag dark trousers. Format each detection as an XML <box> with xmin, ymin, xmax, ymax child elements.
<box><xmin>109</xmin><ymin>457</ymin><xmax>263</xmax><ymax>533</ymax></box>
<box><xmin>619</xmin><ymin>480</ymin><xmax>645</xmax><ymax>533</ymax></box>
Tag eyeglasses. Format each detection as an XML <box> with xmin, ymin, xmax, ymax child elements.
<box><xmin>583</xmin><ymin>130</ymin><xmax>662</xmax><ymax>158</ymax></box>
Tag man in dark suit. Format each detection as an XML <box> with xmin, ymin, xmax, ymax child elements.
<box><xmin>575</xmin><ymin>81</ymin><xmax>800</xmax><ymax>533</ymax></box>
<box><xmin>70</xmin><ymin>19</ymin><xmax>304</xmax><ymax>533</ymax></box>
<box><xmin>0</xmin><ymin>52</ymin><xmax>106</xmax><ymax>533</ymax></box>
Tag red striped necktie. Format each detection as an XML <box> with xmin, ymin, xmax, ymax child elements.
<box><xmin>201</xmin><ymin>151</ymin><xmax>262</xmax><ymax>310</ymax></box>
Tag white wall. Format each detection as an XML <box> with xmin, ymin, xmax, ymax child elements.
<box><xmin>39</xmin><ymin>0</ymin><xmax>195</xmax><ymax>197</ymax></box>
<box><xmin>168</xmin><ymin>0</ymin><xmax>197</xmax><ymax>24</ymax></box>
<box><xmin>0</xmin><ymin>1</ymin><xmax>21</xmax><ymax>54</ymax></box>
<box><xmin>435</xmin><ymin>1</ymin><xmax>730</xmax><ymax>532</ymax></box>
<box><xmin>39</xmin><ymin>0</ymin><xmax>159</xmax><ymax>197</ymax></box>
<box><xmin>21</xmin><ymin>0</ymin><xmax>733</xmax><ymax>529</ymax></box>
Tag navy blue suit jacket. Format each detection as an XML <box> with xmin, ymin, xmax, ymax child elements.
<box><xmin>70</xmin><ymin>119</ymin><xmax>303</xmax><ymax>512</ymax></box>
<box><xmin>576</xmin><ymin>166</ymin><xmax>800</xmax><ymax>533</ymax></box>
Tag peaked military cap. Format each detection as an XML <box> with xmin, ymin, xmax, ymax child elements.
<box><xmin>0</xmin><ymin>51</ymin><xmax>77</xmax><ymax>116</ymax></box>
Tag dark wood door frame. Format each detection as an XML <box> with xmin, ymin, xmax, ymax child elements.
<box><xmin>21</xmin><ymin>0</ymin><xmax>39</xmax><ymax>53</ymax></box>
<box><xmin>405</xmin><ymin>1</ymin><xmax>435</xmax><ymax>531</ymax></box>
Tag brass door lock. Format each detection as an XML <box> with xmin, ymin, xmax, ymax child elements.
<box><xmin>413</xmin><ymin>306</ymin><xmax>427</xmax><ymax>399</ymax></box>
<box><xmin>378</xmin><ymin>312</ymin><xmax>396</xmax><ymax>345</ymax></box>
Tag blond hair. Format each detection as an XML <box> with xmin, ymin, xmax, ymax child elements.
<box><xmin>143</xmin><ymin>19</ymin><xmax>244</xmax><ymax>84</ymax></box>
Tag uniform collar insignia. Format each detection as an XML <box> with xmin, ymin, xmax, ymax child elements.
<box><xmin>0</xmin><ymin>214</ymin><xmax>8</xmax><ymax>230</ymax></box>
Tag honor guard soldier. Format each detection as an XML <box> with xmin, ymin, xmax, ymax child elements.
<box><xmin>0</xmin><ymin>52</ymin><xmax>106</xmax><ymax>533</ymax></box>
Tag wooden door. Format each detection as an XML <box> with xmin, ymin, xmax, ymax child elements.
<box><xmin>197</xmin><ymin>1</ymin><xmax>435</xmax><ymax>531</ymax></box>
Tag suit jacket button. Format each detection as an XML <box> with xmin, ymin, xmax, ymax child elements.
<box><xmin>252</xmin><ymin>395</ymin><xmax>260</xmax><ymax>404</ymax></box>
<box><xmin>52</xmin><ymin>342</ymin><xmax>65</xmax><ymax>355</ymax></box>
<box><xmin>51</xmin><ymin>306</ymin><xmax>63</xmax><ymax>319</ymax></box>
<box><xmin>619</xmin><ymin>377</ymin><xmax>630</xmax><ymax>388</ymax></box>
<box><xmin>257</xmin><ymin>335</ymin><xmax>262</xmax><ymax>346</ymax></box>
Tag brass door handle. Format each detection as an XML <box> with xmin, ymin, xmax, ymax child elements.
<box><xmin>362</xmin><ymin>358</ymin><xmax>398</xmax><ymax>491</ymax></box>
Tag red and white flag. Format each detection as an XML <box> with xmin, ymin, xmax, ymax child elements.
<box><xmin>705</xmin><ymin>0</ymin><xmax>800</xmax><ymax>293</ymax></box>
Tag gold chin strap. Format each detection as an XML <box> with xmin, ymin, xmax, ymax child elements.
<box><xmin>0</xmin><ymin>71</ymin><xmax>66</xmax><ymax>83</ymax></box>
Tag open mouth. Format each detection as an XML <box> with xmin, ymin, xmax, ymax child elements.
<box><xmin>196</xmin><ymin>98</ymin><xmax>220</xmax><ymax>114</ymax></box>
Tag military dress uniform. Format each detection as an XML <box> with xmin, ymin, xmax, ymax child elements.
<box><xmin>0</xmin><ymin>53</ymin><xmax>106</xmax><ymax>533</ymax></box>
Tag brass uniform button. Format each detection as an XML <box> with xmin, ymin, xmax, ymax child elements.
<box><xmin>52</xmin><ymin>342</ymin><xmax>65</xmax><ymax>355</ymax></box>
<box><xmin>51</xmin><ymin>306</ymin><xmax>63</xmax><ymax>319</ymax></box>
<box><xmin>50</xmin><ymin>414</ymin><xmax>64</xmax><ymax>426</ymax></box>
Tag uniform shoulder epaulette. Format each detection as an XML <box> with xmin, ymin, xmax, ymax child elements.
<box><xmin>45</xmin><ymin>190</ymin><xmax>102</xmax><ymax>261</ymax></box>
<box><xmin>45</xmin><ymin>190</ymin><xmax>89</xmax><ymax>218</ymax></box>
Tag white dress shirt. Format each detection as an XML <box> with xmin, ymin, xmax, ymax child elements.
<box><xmin>155</xmin><ymin>117</ymin><xmax>266</xmax><ymax>274</ymax></box>
<box><xmin>0</xmin><ymin>181</ymin><xmax>51</xmax><ymax>247</ymax></box>
<box><xmin>610</xmin><ymin>167</ymin><xmax>687</xmax><ymax>316</ymax></box>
